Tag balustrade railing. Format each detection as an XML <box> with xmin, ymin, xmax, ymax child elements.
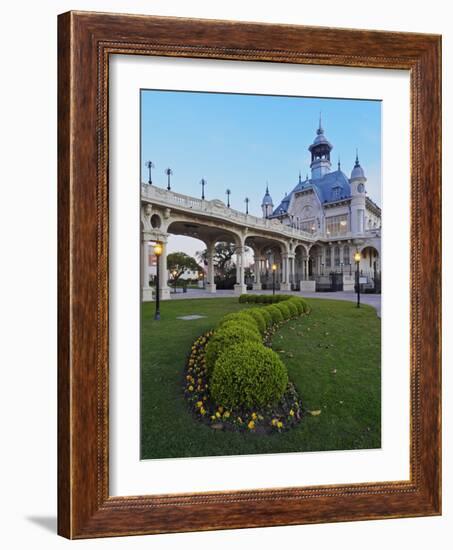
<box><xmin>141</xmin><ymin>184</ymin><xmax>315</xmax><ymax>240</ymax></box>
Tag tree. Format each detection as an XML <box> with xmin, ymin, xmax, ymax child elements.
<box><xmin>167</xmin><ymin>252</ymin><xmax>202</xmax><ymax>285</ymax></box>
<box><xmin>196</xmin><ymin>242</ymin><xmax>239</xmax><ymax>278</ymax></box>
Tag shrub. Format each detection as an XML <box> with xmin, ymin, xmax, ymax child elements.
<box><xmin>242</xmin><ymin>309</ymin><xmax>266</xmax><ymax>335</ymax></box>
<box><xmin>286</xmin><ymin>300</ymin><xmax>299</xmax><ymax>318</ymax></box>
<box><xmin>220</xmin><ymin>311</ymin><xmax>255</xmax><ymax>326</ymax></box>
<box><xmin>219</xmin><ymin>319</ymin><xmax>261</xmax><ymax>338</ymax></box>
<box><xmin>299</xmin><ymin>298</ymin><xmax>310</xmax><ymax>313</ymax></box>
<box><xmin>210</xmin><ymin>341</ymin><xmax>288</xmax><ymax>409</ymax></box>
<box><xmin>291</xmin><ymin>298</ymin><xmax>304</xmax><ymax>315</ymax></box>
<box><xmin>259</xmin><ymin>307</ymin><xmax>273</xmax><ymax>327</ymax></box>
<box><xmin>275</xmin><ymin>301</ymin><xmax>291</xmax><ymax>319</ymax></box>
<box><xmin>267</xmin><ymin>305</ymin><xmax>284</xmax><ymax>324</ymax></box>
<box><xmin>205</xmin><ymin>324</ymin><xmax>261</xmax><ymax>375</ymax></box>
<box><xmin>238</xmin><ymin>294</ymin><xmax>248</xmax><ymax>304</ymax></box>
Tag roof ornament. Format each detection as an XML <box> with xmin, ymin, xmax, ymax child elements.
<box><xmin>355</xmin><ymin>148</ymin><xmax>360</xmax><ymax>166</ymax></box>
<box><xmin>338</xmin><ymin>156</ymin><xmax>341</xmax><ymax>170</ymax></box>
<box><xmin>317</xmin><ymin>111</ymin><xmax>324</xmax><ymax>135</ymax></box>
<box><xmin>298</xmin><ymin>170</ymin><xmax>302</xmax><ymax>184</ymax></box>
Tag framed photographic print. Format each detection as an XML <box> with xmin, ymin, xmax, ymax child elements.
<box><xmin>58</xmin><ymin>11</ymin><xmax>441</xmax><ymax>538</ymax></box>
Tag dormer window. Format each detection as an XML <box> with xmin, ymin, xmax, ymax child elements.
<box><xmin>332</xmin><ymin>186</ymin><xmax>342</xmax><ymax>201</ymax></box>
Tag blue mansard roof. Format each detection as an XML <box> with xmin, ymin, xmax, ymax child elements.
<box><xmin>272</xmin><ymin>169</ymin><xmax>352</xmax><ymax>215</ymax></box>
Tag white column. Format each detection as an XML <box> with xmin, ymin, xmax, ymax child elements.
<box><xmin>280</xmin><ymin>254</ymin><xmax>291</xmax><ymax>291</ymax></box>
<box><xmin>141</xmin><ymin>240</ymin><xmax>154</xmax><ymax>302</ymax></box>
<box><xmin>158</xmin><ymin>239</ymin><xmax>171</xmax><ymax>300</ymax></box>
<box><xmin>300</xmin><ymin>253</ymin><xmax>316</xmax><ymax>292</ymax></box>
<box><xmin>234</xmin><ymin>245</ymin><xmax>247</xmax><ymax>295</ymax></box>
<box><xmin>206</xmin><ymin>243</ymin><xmax>217</xmax><ymax>293</ymax></box>
<box><xmin>289</xmin><ymin>255</ymin><xmax>295</xmax><ymax>286</ymax></box>
<box><xmin>253</xmin><ymin>253</ymin><xmax>261</xmax><ymax>290</ymax></box>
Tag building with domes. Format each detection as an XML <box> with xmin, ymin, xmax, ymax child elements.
<box><xmin>260</xmin><ymin>119</ymin><xmax>381</xmax><ymax>291</ymax></box>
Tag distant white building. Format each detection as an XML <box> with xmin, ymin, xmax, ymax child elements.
<box><xmin>261</xmin><ymin>119</ymin><xmax>381</xmax><ymax>290</ymax></box>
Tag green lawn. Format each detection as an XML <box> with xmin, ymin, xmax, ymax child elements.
<box><xmin>141</xmin><ymin>297</ymin><xmax>381</xmax><ymax>459</ymax></box>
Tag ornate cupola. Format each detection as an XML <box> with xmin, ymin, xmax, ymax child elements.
<box><xmin>308</xmin><ymin>115</ymin><xmax>333</xmax><ymax>180</ymax></box>
<box><xmin>261</xmin><ymin>183</ymin><xmax>274</xmax><ymax>218</ymax></box>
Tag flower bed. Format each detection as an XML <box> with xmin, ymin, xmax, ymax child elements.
<box><xmin>183</xmin><ymin>296</ymin><xmax>310</xmax><ymax>433</ymax></box>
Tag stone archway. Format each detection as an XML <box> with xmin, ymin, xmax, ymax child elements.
<box><xmin>166</xmin><ymin>219</ymin><xmax>243</xmax><ymax>295</ymax></box>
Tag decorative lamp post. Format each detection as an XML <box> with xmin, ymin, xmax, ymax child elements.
<box><xmin>153</xmin><ymin>242</ymin><xmax>163</xmax><ymax>320</ymax></box>
<box><xmin>164</xmin><ymin>168</ymin><xmax>173</xmax><ymax>190</ymax></box>
<box><xmin>244</xmin><ymin>197</ymin><xmax>249</xmax><ymax>215</ymax></box>
<box><xmin>200</xmin><ymin>178</ymin><xmax>207</xmax><ymax>200</ymax></box>
<box><xmin>272</xmin><ymin>263</ymin><xmax>277</xmax><ymax>295</ymax></box>
<box><xmin>145</xmin><ymin>160</ymin><xmax>154</xmax><ymax>184</ymax></box>
<box><xmin>226</xmin><ymin>188</ymin><xmax>231</xmax><ymax>208</ymax></box>
<box><xmin>354</xmin><ymin>250</ymin><xmax>361</xmax><ymax>308</ymax></box>
<box><xmin>172</xmin><ymin>270</ymin><xmax>178</xmax><ymax>293</ymax></box>
<box><xmin>321</xmin><ymin>262</ymin><xmax>324</xmax><ymax>276</ymax></box>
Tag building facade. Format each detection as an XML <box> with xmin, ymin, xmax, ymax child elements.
<box><xmin>140</xmin><ymin>120</ymin><xmax>381</xmax><ymax>300</ymax></box>
<box><xmin>260</xmin><ymin>120</ymin><xmax>381</xmax><ymax>291</ymax></box>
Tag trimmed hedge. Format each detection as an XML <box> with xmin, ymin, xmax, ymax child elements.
<box><xmin>292</xmin><ymin>298</ymin><xmax>304</xmax><ymax>315</ymax></box>
<box><xmin>201</xmin><ymin>293</ymin><xmax>311</xmax><ymax>409</ymax></box>
<box><xmin>242</xmin><ymin>308</ymin><xmax>267</xmax><ymax>335</ymax></box>
<box><xmin>219</xmin><ymin>312</ymin><xmax>260</xmax><ymax>334</ymax></box>
<box><xmin>205</xmin><ymin>323</ymin><xmax>261</xmax><ymax>375</ymax></box>
<box><xmin>210</xmin><ymin>341</ymin><xmax>288</xmax><ymax>409</ymax></box>
<box><xmin>259</xmin><ymin>307</ymin><xmax>273</xmax><ymax>328</ymax></box>
<box><xmin>238</xmin><ymin>293</ymin><xmax>292</xmax><ymax>304</ymax></box>
<box><xmin>286</xmin><ymin>300</ymin><xmax>299</xmax><ymax>318</ymax></box>
<box><xmin>267</xmin><ymin>304</ymin><xmax>284</xmax><ymax>324</ymax></box>
<box><xmin>275</xmin><ymin>301</ymin><xmax>292</xmax><ymax>319</ymax></box>
<box><xmin>219</xmin><ymin>319</ymin><xmax>261</xmax><ymax>338</ymax></box>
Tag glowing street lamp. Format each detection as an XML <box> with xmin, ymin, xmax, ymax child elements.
<box><xmin>272</xmin><ymin>263</ymin><xmax>277</xmax><ymax>295</ymax></box>
<box><xmin>354</xmin><ymin>250</ymin><xmax>361</xmax><ymax>308</ymax></box>
<box><xmin>153</xmin><ymin>242</ymin><xmax>163</xmax><ymax>320</ymax></box>
<box><xmin>172</xmin><ymin>269</ymin><xmax>178</xmax><ymax>293</ymax></box>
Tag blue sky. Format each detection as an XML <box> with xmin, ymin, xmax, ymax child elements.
<box><xmin>141</xmin><ymin>90</ymin><xmax>381</xmax><ymax>256</ymax></box>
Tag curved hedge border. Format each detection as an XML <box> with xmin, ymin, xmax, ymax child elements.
<box><xmin>183</xmin><ymin>294</ymin><xmax>311</xmax><ymax>433</ymax></box>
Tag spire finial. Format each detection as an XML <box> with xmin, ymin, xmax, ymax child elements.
<box><xmin>317</xmin><ymin>111</ymin><xmax>323</xmax><ymax>135</ymax></box>
<box><xmin>355</xmin><ymin>148</ymin><xmax>360</xmax><ymax>166</ymax></box>
<box><xmin>298</xmin><ymin>170</ymin><xmax>302</xmax><ymax>184</ymax></box>
<box><xmin>265</xmin><ymin>181</ymin><xmax>269</xmax><ymax>195</ymax></box>
<box><xmin>338</xmin><ymin>156</ymin><xmax>341</xmax><ymax>170</ymax></box>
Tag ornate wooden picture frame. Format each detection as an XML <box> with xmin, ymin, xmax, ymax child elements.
<box><xmin>58</xmin><ymin>11</ymin><xmax>441</xmax><ymax>539</ymax></box>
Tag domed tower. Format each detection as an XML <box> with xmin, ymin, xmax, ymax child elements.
<box><xmin>350</xmin><ymin>151</ymin><xmax>367</xmax><ymax>235</ymax></box>
<box><xmin>308</xmin><ymin>116</ymin><xmax>333</xmax><ymax>180</ymax></box>
<box><xmin>261</xmin><ymin>184</ymin><xmax>274</xmax><ymax>218</ymax></box>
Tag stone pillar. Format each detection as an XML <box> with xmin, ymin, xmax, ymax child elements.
<box><xmin>289</xmin><ymin>255</ymin><xmax>295</xmax><ymax>287</ymax></box>
<box><xmin>234</xmin><ymin>246</ymin><xmax>247</xmax><ymax>295</ymax></box>
<box><xmin>141</xmin><ymin>240</ymin><xmax>154</xmax><ymax>302</ymax></box>
<box><xmin>158</xmin><ymin>239</ymin><xmax>171</xmax><ymax>301</ymax></box>
<box><xmin>206</xmin><ymin>243</ymin><xmax>217</xmax><ymax>293</ymax></box>
<box><xmin>280</xmin><ymin>253</ymin><xmax>291</xmax><ymax>291</ymax></box>
<box><xmin>252</xmin><ymin>253</ymin><xmax>262</xmax><ymax>290</ymax></box>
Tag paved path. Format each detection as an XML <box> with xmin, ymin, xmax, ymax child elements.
<box><xmin>168</xmin><ymin>288</ymin><xmax>381</xmax><ymax>317</ymax></box>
